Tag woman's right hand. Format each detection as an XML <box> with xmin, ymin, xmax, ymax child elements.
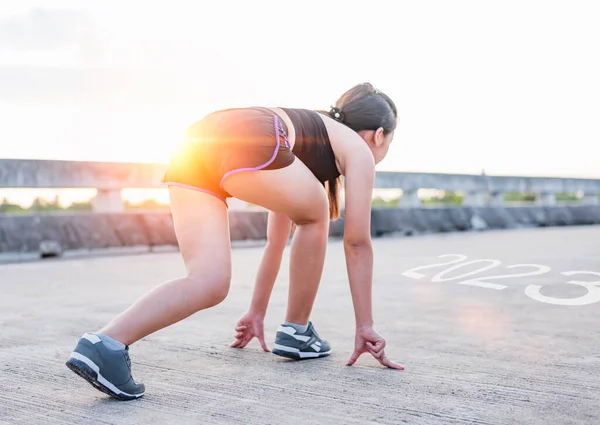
<box><xmin>346</xmin><ymin>326</ymin><xmax>404</xmax><ymax>370</ymax></box>
<box><xmin>229</xmin><ymin>310</ymin><xmax>269</xmax><ymax>352</ymax></box>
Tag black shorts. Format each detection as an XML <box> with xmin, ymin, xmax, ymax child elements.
<box><xmin>161</xmin><ymin>107</ymin><xmax>295</xmax><ymax>205</ymax></box>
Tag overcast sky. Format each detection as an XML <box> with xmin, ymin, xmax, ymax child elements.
<box><xmin>1</xmin><ymin>0</ymin><xmax>599</xmax><ymax>178</ymax></box>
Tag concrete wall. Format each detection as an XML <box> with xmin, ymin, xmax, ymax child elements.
<box><xmin>368</xmin><ymin>205</ymin><xmax>600</xmax><ymax>236</ymax></box>
<box><xmin>2</xmin><ymin>206</ymin><xmax>599</xmax><ymax>256</ymax></box>
<box><xmin>0</xmin><ymin>211</ymin><xmax>270</xmax><ymax>253</ymax></box>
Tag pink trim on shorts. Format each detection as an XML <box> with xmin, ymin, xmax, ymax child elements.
<box><xmin>160</xmin><ymin>182</ymin><xmax>228</xmax><ymax>205</ymax></box>
<box><xmin>218</xmin><ymin>115</ymin><xmax>283</xmax><ymax>189</ymax></box>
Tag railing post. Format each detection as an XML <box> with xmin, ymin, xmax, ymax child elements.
<box><xmin>93</xmin><ymin>189</ymin><xmax>124</xmax><ymax>213</ymax></box>
<box><xmin>536</xmin><ymin>193</ymin><xmax>556</xmax><ymax>206</ymax></box>
<box><xmin>489</xmin><ymin>192</ymin><xmax>505</xmax><ymax>206</ymax></box>
<box><xmin>399</xmin><ymin>190</ymin><xmax>421</xmax><ymax>207</ymax></box>
<box><xmin>464</xmin><ymin>191</ymin><xmax>485</xmax><ymax>206</ymax></box>
<box><xmin>582</xmin><ymin>192</ymin><xmax>599</xmax><ymax>205</ymax></box>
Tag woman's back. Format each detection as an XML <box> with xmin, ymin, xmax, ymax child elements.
<box><xmin>279</xmin><ymin>107</ymin><xmax>341</xmax><ymax>185</ymax></box>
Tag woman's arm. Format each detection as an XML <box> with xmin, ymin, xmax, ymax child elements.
<box><xmin>249</xmin><ymin>210</ymin><xmax>293</xmax><ymax>315</ymax></box>
<box><xmin>231</xmin><ymin>210</ymin><xmax>292</xmax><ymax>351</ymax></box>
<box><xmin>342</xmin><ymin>151</ymin><xmax>376</xmax><ymax>328</ymax></box>
<box><xmin>342</xmin><ymin>144</ymin><xmax>404</xmax><ymax>370</ymax></box>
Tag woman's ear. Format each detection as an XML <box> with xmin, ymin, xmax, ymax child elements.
<box><xmin>374</xmin><ymin>127</ymin><xmax>386</xmax><ymax>147</ymax></box>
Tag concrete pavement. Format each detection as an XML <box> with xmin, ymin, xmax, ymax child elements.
<box><xmin>1</xmin><ymin>226</ymin><xmax>599</xmax><ymax>424</ymax></box>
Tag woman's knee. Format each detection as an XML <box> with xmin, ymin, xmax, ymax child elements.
<box><xmin>187</xmin><ymin>270</ymin><xmax>231</xmax><ymax>307</ymax></box>
<box><xmin>291</xmin><ymin>191</ymin><xmax>330</xmax><ymax>227</ymax></box>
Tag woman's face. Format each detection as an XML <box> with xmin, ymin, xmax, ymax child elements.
<box><xmin>359</xmin><ymin>128</ymin><xmax>395</xmax><ymax>164</ymax></box>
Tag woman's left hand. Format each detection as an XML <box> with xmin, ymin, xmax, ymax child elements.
<box><xmin>229</xmin><ymin>311</ymin><xmax>270</xmax><ymax>352</ymax></box>
<box><xmin>346</xmin><ymin>326</ymin><xmax>404</xmax><ymax>370</ymax></box>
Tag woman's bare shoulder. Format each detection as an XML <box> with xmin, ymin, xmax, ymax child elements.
<box><xmin>316</xmin><ymin>112</ymin><xmax>373</xmax><ymax>176</ymax></box>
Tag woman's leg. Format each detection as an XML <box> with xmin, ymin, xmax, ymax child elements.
<box><xmin>98</xmin><ymin>186</ymin><xmax>232</xmax><ymax>346</ymax></box>
<box><xmin>222</xmin><ymin>158</ymin><xmax>330</xmax><ymax>327</ymax></box>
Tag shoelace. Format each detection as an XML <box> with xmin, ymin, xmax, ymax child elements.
<box><xmin>124</xmin><ymin>348</ymin><xmax>132</xmax><ymax>371</ymax></box>
<box><xmin>310</xmin><ymin>324</ymin><xmax>320</xmax><ymax>339</ymax></box>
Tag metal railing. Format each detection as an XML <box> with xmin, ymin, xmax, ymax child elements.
<box><xmin>1</xmin><ymin>159</ymin><xmax>599</xmax><ymax>212</ymax></box>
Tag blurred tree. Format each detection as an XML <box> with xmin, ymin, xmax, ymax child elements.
<box><xmin>125</xmin><ymin>199</ymin><xmax>170</xmax><ymax>211</ymax></box>
<box><xmin>504</xmin><ymin>192</ymin><xmax>536</xmax><ymax>202</ymax></box>
<box><xmin>0</xmin><ymin>198</ymin><xmax>26</xmax><ymax>214</ymax></box>
<box><xmin>371</xmin><ymin>196</ymin><xmax>400</xmax><ymax>208</ymax></box>
<box><xmin>67</xmin><ymin>201</ymin><xmax>93</xmax><ymax>212</ymax></box>
<box><xmin>422</xmin><ymin>191</ymin><xmax>463</xmax><ymax>206</ymax></box>
<box><xmin>555</xmin><ymin>193</ymin><xmax>579</xmax><ymax>202</ymax></box>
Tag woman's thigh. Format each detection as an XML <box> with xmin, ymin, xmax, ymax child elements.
<box><xmin>222</xmin><ymin>158</ymin><xmax>329</xmax><ymax>225</ymax></box>
<box><xmin>168</xmin><ymin>185</ymin><xmax>232</xmax><ymax>281</ymax></box>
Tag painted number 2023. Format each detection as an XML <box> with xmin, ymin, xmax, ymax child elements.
<box><xmin>401</xmin><ymin>254</ymin><xmax>600</xmax><ymax>306</ymax></box>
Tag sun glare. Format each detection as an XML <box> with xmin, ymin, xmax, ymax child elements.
<box><xmin>106</xmin><ymin>111</ymin><xmax>187</xmax><ymax>165</ymax></box>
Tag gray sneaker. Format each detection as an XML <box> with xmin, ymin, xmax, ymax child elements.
<box><xmin>272</xmin><ymin>322</ymin><xmax>331</xmax><ymax>360</ymax></box>
<box><xmin>65</xmin><ymin>333</ymin><xmax>145</xmax><ymax>401</ymax></box>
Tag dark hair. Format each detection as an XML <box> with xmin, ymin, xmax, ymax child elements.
<box><xmin>323</xmin><ymin>82</ymin><xmax>398</xmax><ymax>221</ymax></box>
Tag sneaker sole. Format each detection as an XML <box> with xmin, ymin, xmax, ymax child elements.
<box><xmin>272</xmin><ymin>344</ymin><xmax>331</xmax><ymax>360</ymax></box>
<box><xmin>65</xmin><ymin>354</ymin><xmax>143</xmax><ymax>401</ymax></box>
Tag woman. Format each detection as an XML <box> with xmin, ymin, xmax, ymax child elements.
<box><xmin>66</xmin><ymin>82</ymin><xmax>404</xmax><ymax>401</ymax></box>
